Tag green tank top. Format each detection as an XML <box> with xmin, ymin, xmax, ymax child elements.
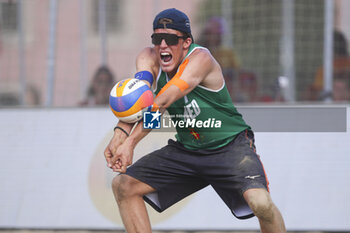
<box><xmin>154</xmin><ymin>43</ymin><xmax>250</xmax><ymax>150</ymax></box>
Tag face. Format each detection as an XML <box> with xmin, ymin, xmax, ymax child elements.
<box><xmin>153</xmin><ymin>28</ymin><xmax>191</xmax><ymax>75</ymax></box>
<box><xmin>93</xmin><ymin>73</ymin><xmax>113</xmax><ymax>104</ymax></box>
<box><xmin>333</xmin><ymin>79</ymin><xmax>350</xmax><ymax>101</ymax></box>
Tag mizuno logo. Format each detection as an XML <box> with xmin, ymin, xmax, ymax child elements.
<box><xmin>245</xmin><ymin>175</ymin><xmax>261</xmax><ymax>180</ymax></box>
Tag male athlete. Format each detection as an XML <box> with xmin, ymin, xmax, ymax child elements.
<box><xmin>104</xmin><ymin>8</ymin><xmax>286</xmax><ymax>233</ymax></box>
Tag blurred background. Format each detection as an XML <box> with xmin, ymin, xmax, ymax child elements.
<box><xmin>1</xmin><ymin>0</ymin><xmax>350</xmax><ymax>107</ymax></box>
<box><xmin>1</xmin><ymin>0</ymin><xmax>350</xmax><ymax>233</ymax></box>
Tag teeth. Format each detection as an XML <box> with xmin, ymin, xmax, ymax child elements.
<box><xmin>161</xmin><ymin>52</ymin><xmax>170</xmax><ymax>56</ymax></box>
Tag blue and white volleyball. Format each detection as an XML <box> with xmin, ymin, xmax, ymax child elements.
<box><xmin>109</xmin><ymin>78</ymin><xmax>153</xmax><ymax>123</ymax></box>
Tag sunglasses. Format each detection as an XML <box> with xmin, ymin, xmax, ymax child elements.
<box><xmin>151</xmin><ymin>33</ymin><xmax>187</xmax><ymax>46</ymax></box>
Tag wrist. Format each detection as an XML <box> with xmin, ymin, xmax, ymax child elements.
<box><xmin>114</xmin><ymin>126</ymin><xmax>129</xmax><ymax>137</ymax></box>
<box><xmin>124</xmin><ymin>135</ymin><xmax>137</xmax><ymax>148</ymax></box>
<box><xmin>135</xmin><ymin>70</ymin><xmax>154</xmax><ymax>86</ymax></box>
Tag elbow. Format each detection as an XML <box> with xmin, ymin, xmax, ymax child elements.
<box><xmin>154</xmin><ymin>94</ymin><xmax>178</xmax><ymax>112</ymax></box>
<box><xmin>154</xmin><ymin>99</ymin><xmax>170</xmax><ymax>113</ymax></box>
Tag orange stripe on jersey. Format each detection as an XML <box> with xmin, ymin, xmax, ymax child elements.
<box><xmin>156</xmin><ymin>58</ymin><xmax>190</xmax><ymax>97</ymax></box>
<box><xmin>173</xmin><ymin>58</ymin><xmax>189</xmax><ymax>79</ymax></box>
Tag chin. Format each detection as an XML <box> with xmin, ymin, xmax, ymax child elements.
<box><xmin>160</xmin><ymin>64</ymin><xmax>176</xmax><ymax>74</ymax></box>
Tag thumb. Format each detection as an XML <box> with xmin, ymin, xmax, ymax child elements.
<box><xmin>104</xmin><ymin>147</ymin><xmax>113</xmax><ymax>167</ymax></box>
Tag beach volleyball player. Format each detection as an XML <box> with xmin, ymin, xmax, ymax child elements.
<box><xmin>104</xmin><ymin>8</ymin><xmax>286</xmax><ymax>233</ymax></box>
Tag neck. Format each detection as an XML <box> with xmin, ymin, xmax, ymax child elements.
<box><xmin>167</xmin><ymin>47</ymin><xmax>190</xmax><ymax>79</ymax></box>
<box><xmin>167</xmin><ymin>71</ymin><xmax>177</xmax><ymax>79</ymax></box>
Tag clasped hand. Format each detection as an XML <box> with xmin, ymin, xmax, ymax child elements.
<box><xmin>104</xmin><ymin>130</ymin><xmax>134</xmax><ymax>173</ymax></box>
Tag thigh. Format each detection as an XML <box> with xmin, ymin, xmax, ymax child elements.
<box><xmin>126</xmin><ymin>140</ymin><xmax>209</xmax><ymax>212</ymax></box>
<box><xmin>203</xmin><ymin>130</ymin><xmax>269</xmax><ymax>219</ymax></box>
<box><xmin>112</xmin><ymin>173</ymin><xmax>156</xmax><ymax>197</ymax></box>
<box><xmin>206</xmin><ymin>130</ymin><xmax>269</xmax><ymax>191</ymax></box>
<box><xmin>243</xmin><ymin>188</ymin><xmax>272</xmax><ymax>208</ymax></box>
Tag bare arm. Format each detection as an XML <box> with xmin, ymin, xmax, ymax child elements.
<box><xmin>104</xmin><ymin>120</ymin><xmax>134</xmax><ymax>170</ymax></box>
<box><xmin>135</xmin><ymin>47</ymin><xmax>159</xmax><ymax>86</ymax></box>
<box><xmin>111</xmin><ymin>48</ymin><xmax>220</xmax><ymax>173</ymax></box>
<box><xmin>106</xmin><ymin>48</ymin><xmax>158</xmax><ymax>172</ymax></box>
<box><xmin>155</xmin><ymin>49</ymin><xmax>221</xmax><ymax>110</ymax></box>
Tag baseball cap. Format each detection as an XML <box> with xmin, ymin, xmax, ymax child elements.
<box><xmin>153</xmin><ymin>8</ymin><xmax>192</xmax><ymax>34</ymax></box>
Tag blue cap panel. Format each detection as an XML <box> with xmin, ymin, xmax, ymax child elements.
<box><xmin>153</xmin><ymin>8</ymin><xmax>191</xmax><ymax>34</ymax></box>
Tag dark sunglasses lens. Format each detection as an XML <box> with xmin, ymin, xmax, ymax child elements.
<box><xmin>151</xmin><ymin>34</ymin><xmax>180</xmax><ymax>45</ymax></box>
<box><xmin>165</xmin><ymin>34</ymin><xmax>179</xmax><ymax>45</ymax></box>
<box><xmin>152</xmin><ymin>34</ymin><xmax>162</xmax><ymax>45</ymax></box>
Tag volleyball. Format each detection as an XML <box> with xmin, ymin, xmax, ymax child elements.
<box><xmin>109</xmin><ymin>78</ymin><xmax>154</xmax><ymax>123</ymax></box>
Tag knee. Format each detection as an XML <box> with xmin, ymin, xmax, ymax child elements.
<box><xmin>251</xmin><ymin>199</ymin><xmax>275</xmax><ymax>222</ymax></box>
<box><xmin>111</xmin><ymin>174</ymin><xmax>136</xmax><ymax>202</ymax></box>
<box><xmin>244</xmin><ymin>189</ymin><xmax>275</xmax><ymax>222</ymax></box>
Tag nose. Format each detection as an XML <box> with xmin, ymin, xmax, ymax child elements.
<box><xmin>160</xmin><ymin>39</ymin><xmax>168</xmax><ymax>48</ymax></box>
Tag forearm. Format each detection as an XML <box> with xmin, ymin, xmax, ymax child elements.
<box><xmin>124</xmin><ymin>121</ymin><xmax>152</xmax><ymax>148</ymax></box>
<box><xmin>116</xmin><ymin>120</ymin><xmax>135</xmax><ymax>135</ymax></box>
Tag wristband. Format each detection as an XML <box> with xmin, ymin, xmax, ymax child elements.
<box><xmin>113</xmin><ymin>126</ymin><xmax>129</xmax><ymax>137</ymax></box>
<box><xmin>135</xmin><ymin>70</ymin><xmax>154</xmax><ymax>86</ymax></box>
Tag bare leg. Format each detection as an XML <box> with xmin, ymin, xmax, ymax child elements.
<box><xmin>112</xmin><ymin>174</ymin><xmax>156</xmax><ymax>233</ymax></box>
<box><xmin>244</xmin><ymin>188</ymin><xmax>286</xmax><ymax>233</ymax></box>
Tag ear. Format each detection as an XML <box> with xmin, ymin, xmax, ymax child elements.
<box><xmin>183</xmin><ymin>37</ymin><xmax>192</xmax><ymax>49</ymax></box>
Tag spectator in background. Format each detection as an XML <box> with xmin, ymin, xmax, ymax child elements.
<box><xmin>0</xmin><ymin>92</ymin><xmax>19</xmax><ymax>106</ymax></box>
<box><xmin>308</xmin><ymin>30</ymin><xmax>350</xmax><ymax>101</ymax></box>
<box><xmin>0</xmin><ymin>84</ymin><xmax>41</xmax><ymax>107</ymax></box>
<box><xmin>80</xmin><ymin>65</ymin><xmax>115</xmax><ymax>106</ymax></box>
<box><xmin>25</xmin><ymin>84</ymin><xmax>41</xmax><ymax>106</ymax></box>
<box><xmin>198</xmin><ymin>17</ymin><xmax>240</xmax><ymax>97</ymax></box>
<box><xmin>198</xmin><ymin>17</ymin><xmax>259</xmax><ymax>102</ymax></box>
<box><xmin>235</xmin><ymin>69</ymin><xmax>259</xmax><ymax>102</ymax></box>
<box><xmin>333</xmin><ymin>73</ymin><xmax>350</xmax><ymax>101</ymax></box>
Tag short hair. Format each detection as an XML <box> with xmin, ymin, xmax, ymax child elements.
<box><xmin>334</xmin><ymin>30</ymin><xmax>349</xmax><ymax>56</ymax></box>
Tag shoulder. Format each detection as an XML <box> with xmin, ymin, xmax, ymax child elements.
<box><xmin>136</xmin><ymin>47</ymin><xmax>158</xmax><ymax>65</ymax></box>
<box><xmin>188</xmin><ymin>46</ymin><xmax>211</xmax><ymax>58</ymax></box>
<box><xmin>186</xmin><ymin>46</ymin><xmax>222</xmax><ymax>78</ymax></box>
<box><xmin>186</xmin><ymin>46</ymin><xmax>224</xmax><ymax>90</ymax></box>
<box><xmin>187</xmin><ymin>46</ymin><xmax>217</xmax><ymax>68</ymax></box>
<box><xmin>136</xmin><ymin>47</ymin><xmax>159</xmax><ymax>77</ymax></box>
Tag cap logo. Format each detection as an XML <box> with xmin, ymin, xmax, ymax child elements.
<box><xmin>158</xmin><ymin>18</ymin><xmax>173</xmax><ymax>28</ymax></box>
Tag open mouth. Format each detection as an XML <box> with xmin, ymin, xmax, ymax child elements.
<box><xmin>160</xmin><ymin>52</ymin><xmax>172</xmax><ymax>63</ymax></box>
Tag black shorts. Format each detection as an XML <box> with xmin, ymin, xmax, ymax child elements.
<box><xmin>125</xmin><ymin>129</ymin><xmax>269</xmax><ymax>219</ymax></box>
